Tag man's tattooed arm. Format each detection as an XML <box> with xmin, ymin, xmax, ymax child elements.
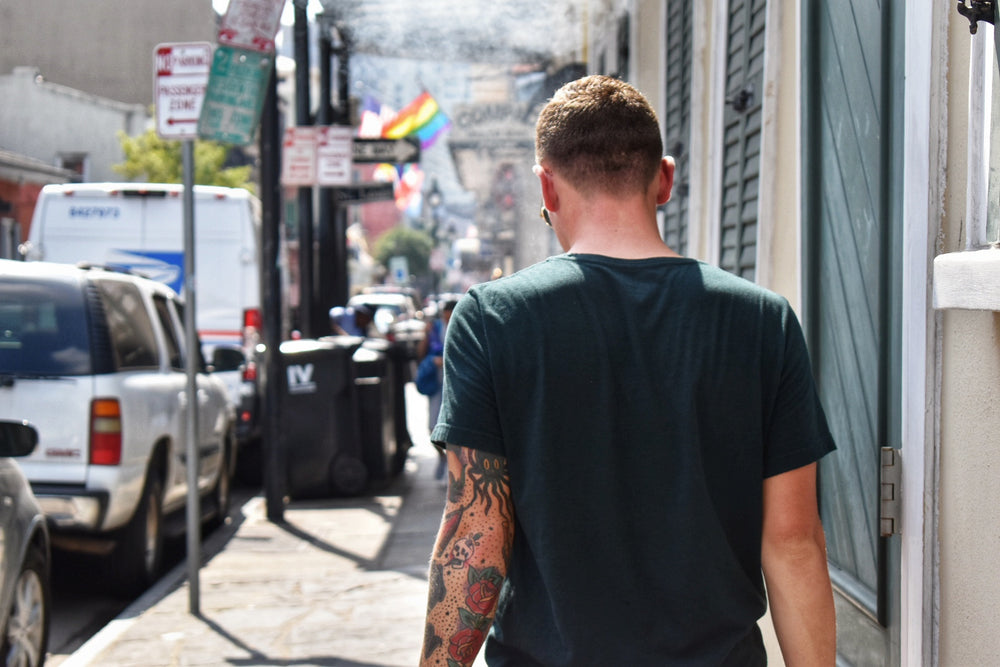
<box><xmin>420</xmin><ymin>444</ymin><xmax>514</xmax><ymax>667</ymax></box>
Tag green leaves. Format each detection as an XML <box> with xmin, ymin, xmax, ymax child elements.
<box><xmin>113</xmin><ymin>125</ymin><xmax>255</xmax><ymax>193</ymax></box>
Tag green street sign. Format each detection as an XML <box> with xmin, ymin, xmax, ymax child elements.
<box><xmin>198</xmin><ymin>45</ymin><xmax>272</xmax><ymax>145</ymax></box>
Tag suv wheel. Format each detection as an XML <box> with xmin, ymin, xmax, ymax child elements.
<box><xmin>210</xmin><ymin>429</ymin><xmax>235</xmax><ymax>528</ymax></box>
<box><xmin>112</xmin><ymin>472</ymin><xmax>164</xmax><ymax>597</ymax></box>
<box><xmin>2</xmin><ymin>546</ymin><xmax>49</xmax><ymax>667</ymax></box>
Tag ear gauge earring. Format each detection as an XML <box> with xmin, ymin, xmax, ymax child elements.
<box><xmin>539</xmin><ymin>206</ymin><xmax>552</xmax><ymax>227</ymax></box>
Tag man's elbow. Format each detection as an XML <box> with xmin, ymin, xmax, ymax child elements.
<box><xmin>762</xmin><ymin>520</ymin><xmax>828</xmax><ymax>570</ymax></box>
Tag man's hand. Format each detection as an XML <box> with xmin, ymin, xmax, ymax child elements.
<box><xmin>761</xmin><ymin>462</ymin><xmax>836</xmax><ymax>665</ymax></box>
<box><xmin>420</xmin><ymin>444</ymin><xmax>515</xmax><ymax>667</ymax></box>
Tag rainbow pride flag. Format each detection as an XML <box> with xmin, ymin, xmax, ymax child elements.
<box><xmin>382</xmin><ymin>91</ymin><xmax>451</xmax><ymax>149</ymax></box>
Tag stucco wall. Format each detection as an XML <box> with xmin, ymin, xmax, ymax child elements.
<box><xmin>0</xmin><ymin>0</ymin><xmax>216</xmax><ymax>106</ymax></box>
<box><xmin>936</xmin><ymin>16</ymin><xmax>1000</xmax><ymax>664</ymax></box>
<box><xmin>937</xmin><ymin>310</ymin><xmax>1000</xmax><ymax>663</ymax></box>
<box><xmin>0</xmin><ymin>68</ymin><xmax>147</xmax><ymax>183</ymax></box>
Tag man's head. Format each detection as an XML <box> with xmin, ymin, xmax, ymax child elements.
<box><xmin>535</xmin><ymin>75</ymin><xmax>663</xmax><ymax>197</ymax></box>
<box><xmin>353</xmin><ymin>304</ymin><xmax>374</xmax><ymax>327</ymax></box>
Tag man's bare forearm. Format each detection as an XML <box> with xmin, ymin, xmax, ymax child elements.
<box><xmin>421</xmin><ymin>445</ymin><xmax>514</xmax><ymax>667</ymax></box>
<box><xmin>762</xmin><ymin>521</ymin><xmax>836</xmax><ymax>665</ymax></box>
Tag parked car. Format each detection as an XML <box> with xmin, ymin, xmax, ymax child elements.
<box><xmin>210</xmin><ymin>345</ymin><xmax>263</xmax><ymax>485</ymax></box>
<box><xmin>347</xmin><ymin>290</ymin><xmax>425</xmax><ymax>362</ymax></box>
<box><xmin>0</xmin><ymin>260</ymin><xmax>235</xmax><ymax>596</ymax></box>
<box><xmin>0</xmin><ymin>420</ymin><xmax>51</xmax><ymax>667</ymax></box>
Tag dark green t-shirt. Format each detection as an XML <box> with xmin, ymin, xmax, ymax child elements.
<box><xmin>432</xmin><ymin>254</ymin><xmax>836</xmax><ymax>666</ymax></box>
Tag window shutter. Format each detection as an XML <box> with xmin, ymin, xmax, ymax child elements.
<box><xmin>719</xmin><ymin>0</ymin><xmax>766</xmax><ymax>280</ymax></box>
<box><xmin>662</xmin><ymin>0</ymin><xmax>692</xmax><ymax>255</ymax></box>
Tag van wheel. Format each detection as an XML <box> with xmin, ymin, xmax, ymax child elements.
<box><xmin>112</xmin><ymin>472</ymin><xmax>164</xmax><ymax>598</ymax></box>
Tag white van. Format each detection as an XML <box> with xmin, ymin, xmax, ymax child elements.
<box><xmin>24</xmin><ymin>182</ymin><xmax>262</xmax><ymax>355</ymax></box>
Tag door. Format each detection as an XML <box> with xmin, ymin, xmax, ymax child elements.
<box><xmin>802</xmin><ymin>1</ymin><xmax>903</xmax><ymax>664</ymax></box>
<box><xmin>719</xmin><ymin>0</ymin><xmax>766</xmax><ymax>280</ymax></box>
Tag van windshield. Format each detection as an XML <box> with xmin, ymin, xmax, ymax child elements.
<box><xmin>0</xmin><ymin>279</ymin><xmax>92</xmax><ymax>376</ymax></box>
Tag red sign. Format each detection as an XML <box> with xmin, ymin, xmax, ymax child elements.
<box><xmin>316</xmin><ymin>127</ymin><xmax>353</xmax><ymax>186</ymax></box>
<box><xmin>154</xmin><ymin>42</ymin><xmax>212</xmax><ymax>140</ymax></box>
<box><xmin>218</xmin><ymin>0</ymin><xmax>285</xmax><ymax>53</ymax></box>
<box><xmin>281</xmin><ymin>127</ymin><xmax>317</xmax><ymax>186</ymax></box>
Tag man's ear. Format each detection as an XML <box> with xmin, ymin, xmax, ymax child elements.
<box><xmin>534</xmin><ymin>164</ymin><xmax>560</xmax><ymax>212</ymax></box>
<box><xmin>655</xmin><ymin>156</ymin><xmax>675</xmax><ymax>206</ymax></box>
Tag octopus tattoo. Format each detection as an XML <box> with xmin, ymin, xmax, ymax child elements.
<box><xmin>436</xmin><ymin>448</ymin><xmax>514</xmax><ymax>558</ymax></box>
<box><xmin>463</xmin><ymin>449</ymin><xmax>514</xmax><ymax>525</ymax></box>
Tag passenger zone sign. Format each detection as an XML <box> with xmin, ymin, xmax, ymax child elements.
<box><xmin>154</xmin><ymin>42</ymin><xmax>212</xmax><ymax>140</ymax></box>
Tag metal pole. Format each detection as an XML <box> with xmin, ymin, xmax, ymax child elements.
<box><xmin>316</xmin><ymin>21</ymin><xmax>334</xmax><ymax>334</ymax></box>
<box><xmin>260</xmin><ymin>60</ymin><xmax>286</xmax><ymax>522</ymax></box>
<box><xmin>294</xmin><ymin>0</ymin><xmax>314</xmax><ymax>338</ymax></box>
<box><xmin>332</xmin><ymin>40</ymin><xmax>351</xmax><ymax>307</ymax></box>
<box><xmin>181</xmin><ymin>138</ymin><xmax>201</xmax><ymax>614</ymax></box>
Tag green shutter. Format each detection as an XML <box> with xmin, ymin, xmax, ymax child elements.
<box><xmin>803</xmin><ymin>0</ymin><xmax>904</xmax><ymax>661</ymax></box>
<box><xmin>719</xmin><ymin>0</ymin><xmax>766</xmax><ymax>280</ymax></box>
<box><xmin>663</xmin><ymin>0</ymin><xmax>691</xmax><ymax>255</ymax></box>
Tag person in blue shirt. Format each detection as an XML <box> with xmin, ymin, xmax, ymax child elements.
<box><xmin>417</xmin><ymin>298</ymin><xmax>457</xmax><ymax>480</ymax></box>
<box><xmin>328</xmin><ymin>304</ymin><xmax>373</xmax><ymax>337</ymax></box>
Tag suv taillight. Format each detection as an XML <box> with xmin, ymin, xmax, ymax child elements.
<box><xmin>243</xmin><ymin>308</ymin><xmax>261</xmax><ymax>343</ymax></box>
<box><xmin>90</xmin><ymin>398</ymin><xmax>122</xmax><ymax>465</ymax></box>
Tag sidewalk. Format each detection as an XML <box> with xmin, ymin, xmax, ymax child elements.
<box><xmin>61</xmin><ymin>385</ymin><xmax>452</xmax><ymax>667</ymax></box>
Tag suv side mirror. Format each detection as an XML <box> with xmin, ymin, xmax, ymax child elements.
<box><xmin>0</xmin><ymin>421</ymin><xmax>39</xmax><ymax>457</ymax></box>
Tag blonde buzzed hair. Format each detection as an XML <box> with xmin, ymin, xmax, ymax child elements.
<box><xmin>535</xmin><ymin>75</ymin><xmax>663</xmax><ymax>197</ymax></box>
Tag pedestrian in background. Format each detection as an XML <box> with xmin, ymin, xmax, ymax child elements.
<box><xmin>417</xmin><ymin>298</ymin><xmax>457</xmax><ymax>480</ymax></box>
<box><xmin>420</xmin><ymin>75</ymin><xmax>837</xmax><ymax>666</ymax></box>
<box><xmin>328</xmin><ymin>304</ymin><xmax>374</xmax><ymax>337</ymax></box>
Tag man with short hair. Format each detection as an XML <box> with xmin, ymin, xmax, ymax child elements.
<box><xmin>420</xmin><ymin>75</ymin><xmax>836</xmax><ymax>666</ymax></box>
<box><xmin>328</xmin><ymin>304</ymin><xmax>373</xmax><ymax>337</ymax></box>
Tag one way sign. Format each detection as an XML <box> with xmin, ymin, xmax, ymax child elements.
<box><xmin>352</xmin><ymin>138</ymin><xmax>420</xmax><ymax>164</ymax></box>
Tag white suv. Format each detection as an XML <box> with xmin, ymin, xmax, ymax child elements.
<box><xmin>0</xmin><ymin>260</ymin><xmax>235</xmax><ymax>596</ymax></box>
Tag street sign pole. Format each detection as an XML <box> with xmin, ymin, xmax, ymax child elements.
<box><xmin>181</xmin><ymin>138</ymin><xmax>201</xmax><ymax>615</ymax></box>
<box><xmin>154</xmin><ymin>41</ymin><xmax>209</xmax><ymax>616</ymax></box>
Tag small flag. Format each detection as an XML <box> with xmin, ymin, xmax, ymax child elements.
<box><xmin>382</xmin><ymin>92</ymin><xmax>450</xmax><ymax>149</ymax></box>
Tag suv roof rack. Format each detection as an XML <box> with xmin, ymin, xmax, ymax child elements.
<box><xmin>75</xmin><ymin>262</ymin><xmax>143</xmax><ymax>277</ymax></box>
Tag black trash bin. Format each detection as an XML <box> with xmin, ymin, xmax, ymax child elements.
<box><xmin>279</xmin><ymin>337</ymin><xmax>367</xmax><ymax>498</ymax></box>
<box><xmin>352</xmin><ymin>339</ymin><xmax>397</xmax><ymax>486</ymax></box>
<box><xmin>382</xmin><ymin>338</ymin><xmax>415</xmax><ymax>474</ymax></box>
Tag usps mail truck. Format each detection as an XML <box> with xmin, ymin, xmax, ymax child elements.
<box><xmin>24</xmin><ymin>182</ymin><xmax>262</xmax><ymax>355</ymax></box>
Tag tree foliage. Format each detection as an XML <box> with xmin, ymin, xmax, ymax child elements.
<box><xmin>113</xmin><ymin>127</ymin><xmax>255</xmax><ymax>193</ymax></box>
<box><xmin>372</xmin><ymin>226</ymin><xmax>434</xmax><ymax>276</ymax></box>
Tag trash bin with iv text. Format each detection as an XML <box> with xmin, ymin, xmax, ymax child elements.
<box><xmin>279</xmin><ymin>337</ymin><xmax>367</xmax><ymax>497</ymax></box>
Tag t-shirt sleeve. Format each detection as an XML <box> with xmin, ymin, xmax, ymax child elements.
<box><xmin>430</xmin><ymin>293</ymin><xmax>506</xmax><ymax>456</ymax></box>
<box><xmin>763</xmin><ymin>305</ymin><xmax>837</xmax><ymax>477</ymax></box>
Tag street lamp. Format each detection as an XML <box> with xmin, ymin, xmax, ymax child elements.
<box><xmin>425</xmin><ymin>179</ymin><xmax>445</xmax><ymax>293</ymax></box>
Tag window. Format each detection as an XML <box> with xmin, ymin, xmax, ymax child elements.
<box><xmin>153</xmin><ymin>295</ymin><xmax>183</xmax><ymax>371</ymax></box>
<box><xmin>0</xmin><ymin>279</ymin><xmax>91</xmax><ymax>375</ymax></box>
<box><xmin>94</xmin><ymin>280</ymin><xmax>159</xmax><ymax>370</ymax></box>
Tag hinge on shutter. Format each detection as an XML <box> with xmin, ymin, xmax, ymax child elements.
<box><xmin>956</xmin><ymin>0</ymin><xmax>995</xmax><ymax>35</ymax></box>
<box><xmin>880</xmin><ymin>447</ymin><xmax>902</xmax><ymax>537</ymax></box>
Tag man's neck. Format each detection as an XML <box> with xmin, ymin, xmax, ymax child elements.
<box><xmin>562</xmin><ymin>201</ymin><xmax>681</xmax><ymax>259</ymax></box>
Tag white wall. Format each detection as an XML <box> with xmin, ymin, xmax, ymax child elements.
<box><xmin>0</xmin><ymin>68</ymin><xmax>148</xmax><ymax>182</ymax></box>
